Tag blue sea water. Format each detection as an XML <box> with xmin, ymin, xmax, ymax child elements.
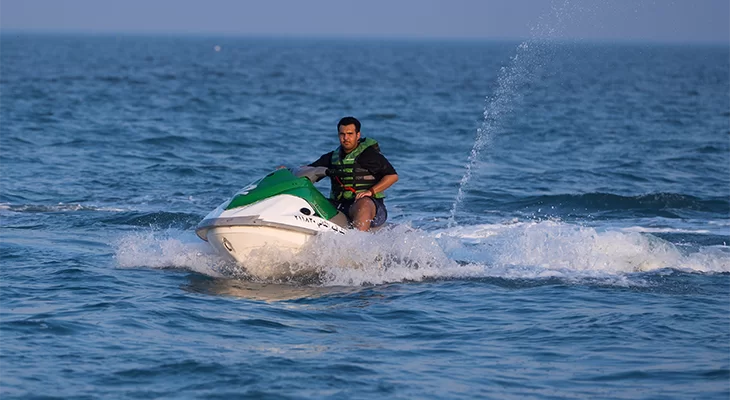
<box><xmin>1</xmin><ymin>32</ymin><xmax>729</xmax><ymax>399</ymax></box>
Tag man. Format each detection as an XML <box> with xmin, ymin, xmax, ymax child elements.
<box><xmin>308</xmin><ymin>116</ymin><xmax>398</xmax><ymax>231</ymax></box>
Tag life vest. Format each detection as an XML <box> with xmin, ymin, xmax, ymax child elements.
<box><xmin>329</xmin><ymin>137</ymin><xmax>386</xmax><ymax>201</ymax></box>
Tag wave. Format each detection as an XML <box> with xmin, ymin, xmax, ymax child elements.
<box><xmin>507</xmin><ymin>192</ymin><xmax>729</xmax><ymax>216</ymax></box>
<box><xmin>0</xmin><ymin>203</ymin><xmax>203</xmax><ymax>232</ymax></box>
<box><xmin>102</xmin><ymin>211</ymin><xmax>201</xmax><ymax>229</ymax></box>
<box><xmin>620</xmin><ymin>226</ymin><xmax>712</xmax><ymax>234</ymax></box>
<box><xmin>137</xmin><ymin>135</ymin><xmax>196</xmax><ymax>146</ymax></box>
<box><xmin>143</xmin><ymin>164</ymin><xmax>202</xmax><ymax>176</ymax></box>
<box><xmin>94</xmin><ymin>75</ymin><xmax>148</xmax><ymax>85</ymax></box>
<box><xmin>364</xmin><ymin>112</ymin><xmax>399</xmax><ymax>120</ymax></box>
<box><xmin>113</xmin><ymin>221</ymin><xmax>730</xmax><ymax>289</ymax></box>
<box><xmin>0</xmin><ymin>203</ymin><xmax>127</xmax><ymax>213</ymax></box>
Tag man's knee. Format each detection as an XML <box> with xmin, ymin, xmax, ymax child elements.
<box><xmin>350</xmin><ymin>198</ymin><xmax>376</xmax><ymax>230</ymax></box>
<box><xmin>351</xmin><ymin>198</ymin><xmax>376</xmax><ymax>217</ymax></box>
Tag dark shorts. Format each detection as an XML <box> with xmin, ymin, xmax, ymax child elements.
<box><xmin>335</xmin><ymin>197</ymin><xmax>388</xmax><ymax>228</ymax></box>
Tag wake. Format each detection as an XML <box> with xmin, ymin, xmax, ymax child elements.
<box><xmin>114</xmin><ymin>220</ymin><xmax>730</xmax><ymax>287</ymax></box>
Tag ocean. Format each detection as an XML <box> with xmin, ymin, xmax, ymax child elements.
<box><xmin>1</xmin><ymin>33</ymin><xmax>728</xmax><ymax>399</ymax></box>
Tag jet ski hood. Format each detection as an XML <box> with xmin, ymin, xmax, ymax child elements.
<box><xmin>196</xmin><ymin>168</ymin><xmax>344</xmax><ymax>242</ymax></box>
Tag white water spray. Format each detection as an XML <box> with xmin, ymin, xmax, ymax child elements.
<box><xmin>448</xmin><ymin>1</ymin><xmax>574</xmax><ymax>226</ymax></box>
<box><xmin>113</xmin><ymin>222</ymin><xmax>730</xmax><ymax>291</ymax></box>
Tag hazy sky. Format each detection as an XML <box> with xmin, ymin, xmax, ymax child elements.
<box><xmin>1</xmin><ymin>0</ymin><xmax>728</xmax><ymax>43</ymax></box>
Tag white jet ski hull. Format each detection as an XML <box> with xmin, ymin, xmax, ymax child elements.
<box><xmin>196</xmin><ymin>194</ymin><xmax>347</xmax><ymax>264</ymax></box>
<box><xmin>205</xmin><ymin>225</ymin><xmax>314</xmax><ymax>264</ymax></box>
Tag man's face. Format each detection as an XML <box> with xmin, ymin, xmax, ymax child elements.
<box><xmin>338</xmin><ymin>124</ymin><xmax>360</xmax><ymax>153</ymax></box>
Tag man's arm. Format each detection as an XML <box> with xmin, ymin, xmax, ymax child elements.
<box><xmin>355</xmin><ymin>147</ymin><xmax>398</xmax><ymax>200</ymax></box>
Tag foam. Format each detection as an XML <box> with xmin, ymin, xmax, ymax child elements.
<box><xmin>212</xmin><ymin>224</ymin><xmax>478</xmax><ymax>286</ymax></box>
<box><xmin>437</xmin><ymin>220</ymin><xmax>730</xmax><ymax>274</ymax></box>
<box><xmin>114</xmin><ymin>230</ymin><xmax>228</xmax><ymax>278</ymax></box>
<box><xmin>112</xmin><ymin>221</ymin><xmax>730</xmax><ymax>288</ymax></box>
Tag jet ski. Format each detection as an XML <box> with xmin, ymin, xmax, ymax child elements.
<box><xmin>196</xmin><ymin>167</ymin><xmax>349</xmax><ymax>264</ymax></box>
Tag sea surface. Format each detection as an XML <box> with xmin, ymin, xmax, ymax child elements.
<box><xmin>1</xmin><ymin>32</ymin><xmax>729</xmax><ymax>399</ymax></box>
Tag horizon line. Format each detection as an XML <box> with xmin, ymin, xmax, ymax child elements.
<box><xmin>1</xmin><ymin>29</ymin><xmax>729</xmax><ymax>46</ymax></box>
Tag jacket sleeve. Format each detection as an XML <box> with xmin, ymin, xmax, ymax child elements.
<box><xmin>357</xmin><ymin>147</ymin><xmax>397</xmax><ymax>178</ymax></box>
<box><xmin>308</xmin><ymin>152</ymin><xmax>334</xmax><ymax>168</ymax></box>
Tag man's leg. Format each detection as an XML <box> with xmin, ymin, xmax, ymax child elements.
<box><xmin>349</xmin><ymin>198</ymin><xmax>377</xmax><ymax>231</ymax></box>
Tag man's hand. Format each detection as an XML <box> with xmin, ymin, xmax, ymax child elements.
<box><xmin>355</xmin><ymin>189</ymin><xmax>374</xmax><ymax>200</ymax></box>
<box><xmin>355</xmin><ymin>174</ymin><xmax>398</xmax><ymax>201</ymax></box>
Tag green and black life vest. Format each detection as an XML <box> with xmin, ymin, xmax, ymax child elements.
<box><xmin>329</xmin><ymin>137</ymin><xmax>386</xmax><ymax>201</ymax></box>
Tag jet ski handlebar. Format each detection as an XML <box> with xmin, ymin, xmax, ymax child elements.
<box><xmin>294</xmin><ymin>166</ymin><xmax>330</xmax><ymax>183</ymax></box>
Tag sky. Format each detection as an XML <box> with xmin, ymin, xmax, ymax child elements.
<box><xmin>1</xmin><ymin>0</ymin><xmax>728</xmax><ymax>43</ymax></box>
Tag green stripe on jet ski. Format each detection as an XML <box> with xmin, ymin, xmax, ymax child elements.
<box><xmin>226</xmin><ymin>169</ymin><xmax>338</xmax><ymax>220</ymax></box>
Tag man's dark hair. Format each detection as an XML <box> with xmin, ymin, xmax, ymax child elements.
<box><xmin>338</xmin><ymin>116</ymin><xmax>361</xmax><ymax>132</ymax></box>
